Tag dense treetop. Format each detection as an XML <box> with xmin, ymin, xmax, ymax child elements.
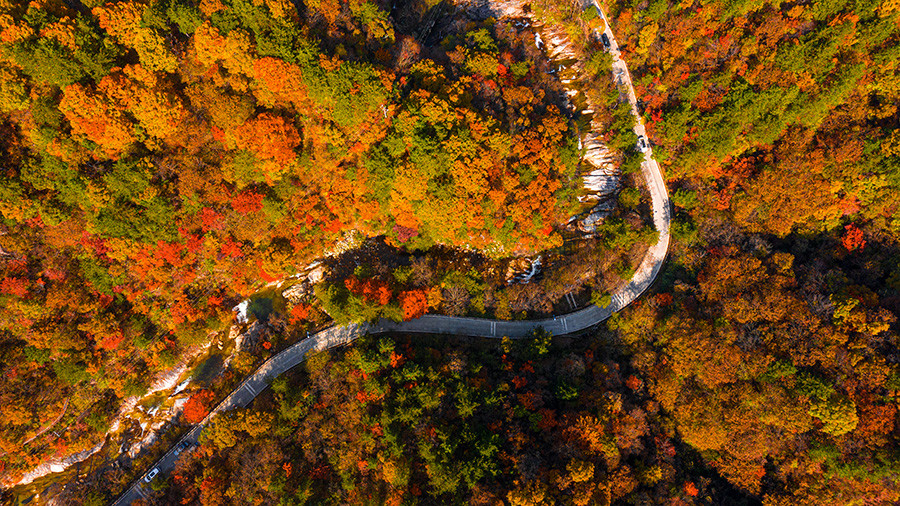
<box><xmin>0</xmin><ymin>0</ymin><xmax>594</xmax><ymax>481</ymax></box>
<box><xmin>3</xmin><ymin>0</ymin><xmax>900</xmax><ymax>503</ymax></box>
<box><xmin>111</xmin><ymin>333</ymin><xmax>751</xmax><ymax>505</ymax></box>
<box><xmin>597</xmin><ymin>0</ymin><xmax>900</xmax><ymax>502</ymax></box>
<box><xmin>607</xmin><ymin>0</ymin><xmax>900</xmax><ymax>235</ymax></box>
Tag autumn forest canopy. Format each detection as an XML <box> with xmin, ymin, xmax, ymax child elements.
<box><xmin>0</xmin><ymin>0</ymin><xmax>596</xmax><ymax>485</ymax></box>
<box><xmin>1</xmin><ymin>0</ymin><xmax>900</xmax><ymax>504</ymax></box>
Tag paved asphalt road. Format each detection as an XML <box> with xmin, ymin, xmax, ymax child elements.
<box><xmin>112</xmin><ymin>3</ymin><xmax>669</xmax><ymax>504</ymax></box>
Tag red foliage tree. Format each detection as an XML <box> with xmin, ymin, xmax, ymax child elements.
<box><xmin>842</xmin><ymin>224</ymin><xmax>866</xmax><ymax>251</ymax></box>
<box><xmin>684</xmin><ymin>482</ymin><xmax>699</xmax><ymax>497</ymax></box>
<box><xmin>289</xmin><ymin>303</ymin><xmax>311</xmax><ymax>324</ymax></box>
<box><xmin>97</xmin><ymin>333</ymin><xmax>125</xmax><ymax>351</ymax></box>
<box><xmin>0</xmin><ymin>277</ymin><xmax>28</xmax><ymax>297</ymax></box>
<box><xmin>199</xmin><ymin>207</ymin><xmax>223</xmax><ymax>231</ymax></box>
<box><xmin>345</xmin><ymin>276</ymin><xmax>392</xmax><ymax>305</ymax></box>
<box><xmin>625</xmin><ymin>375</ymin><xmax>643</xmax><ymax>391</ymax></box>
<box><xmin>231</xmin><ymin>191</ymin><xmax>264</xmax><ymax>214</ymax></box>
<box><xmin>256</xmin><ymin>259</ymin><xmax>278</xmax><ymax>283</ymax></box>
<box><xmin>183</xmin><ymin>389</ymin><xmax>216</xmax><ymax>423</ymax></box>
<box><xmin>220</xmin><ymin>239</ymin><xmax>244</xmax><ymax>258</ymax></box>
<box><xmin>655</xmin><ymin>293</ymin><xmax>673</xmax><ymax>307</ymax></box>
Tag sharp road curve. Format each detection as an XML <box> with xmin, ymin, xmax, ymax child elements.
<box><xmin>112</xmin><ymin>4</ymin><xmax>669</xmax><ymax>504</ymax></box>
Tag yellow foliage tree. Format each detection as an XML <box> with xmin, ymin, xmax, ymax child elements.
<box><xmin>193</xmin><ymin>22</ymin><xmax>255</xmax><ymax>77</ymax></box>
<box><xmin>566</xmin><ymin>459</ymin><xmax>594</xmax><ymax>482</ymax></box>
<box><xmin>103</xmin><ymin>65</ymin><xmax>189</xmax><ymax>142</ymax></box>
<box><xmin>0</xmin><ymin>64</ymin><xmax>27</xmax><ymax>112</ymax></box>
<box><xmin>507</xmin><ymin>480</ymin><xmax>548</xmax><ymax>506</ymax></box>
<box><xmin>93</xmin><ymin>1</ymin><xmax>177</xmax><ymax>73</ymax></box>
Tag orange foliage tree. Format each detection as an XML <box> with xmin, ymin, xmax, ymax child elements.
<box><xmin>231</xmin><ymin>190</ymin><xmax>265</xmax><ymax>214</ymax></box>
<box><xmin>225</xmin><ymin>113</ymin><xmax>301</xmax><ymax>165</ymax></box>
<box><xmin>59</xmin><ymin>83</ymin><xmax>135</xmax><ymax>158</ymax></box>
<box><xmin>398</xmin><ymin>289</ymin><xmax>428</xmax><ymax>320</ymax></box>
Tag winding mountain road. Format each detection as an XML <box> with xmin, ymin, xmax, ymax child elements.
<box><xmin>112</xmin><ymin>3</ymin><xmax>669</xmax><ymax>504</ymax></box>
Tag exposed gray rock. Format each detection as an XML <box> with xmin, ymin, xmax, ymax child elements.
<box><xmin>576</xmin><ymin>199</ymin><xmax>616</xmax><ymax>233</ymax></box>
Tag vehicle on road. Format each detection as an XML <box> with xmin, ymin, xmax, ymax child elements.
<box><xmin>637</xmin><ymin>136</ymin><xmax>648</xmax><ymax>153</ymax></box>
<box><xmin>173</xmin><ymin>440</ymin><xmax>192</xmax><ymax>456</ymax></box>
<box><xmin>601</xmin><ymin>33</ymin><xmax>611</xmax><ymax>50</ymax></box>
<box><xmin>144</xmin><ymin>468</ymin><xmax>159</xmax><ymax>483</ymax></box>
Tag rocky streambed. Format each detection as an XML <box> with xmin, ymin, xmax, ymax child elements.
<box><xmin>456</xmin><ymin>0</ymin><xmax>624</xmax><ymax>233</ymax></box>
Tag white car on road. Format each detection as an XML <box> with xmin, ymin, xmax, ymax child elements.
<box><xmin>144</xmin><ymin>468</ymin><xmax>159</xmax><ymax>483</ymax></box>
<box><xmin>637</xmin><ymin>136</ymin><xmax>649</xmax><ymax>153</ymax></box>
